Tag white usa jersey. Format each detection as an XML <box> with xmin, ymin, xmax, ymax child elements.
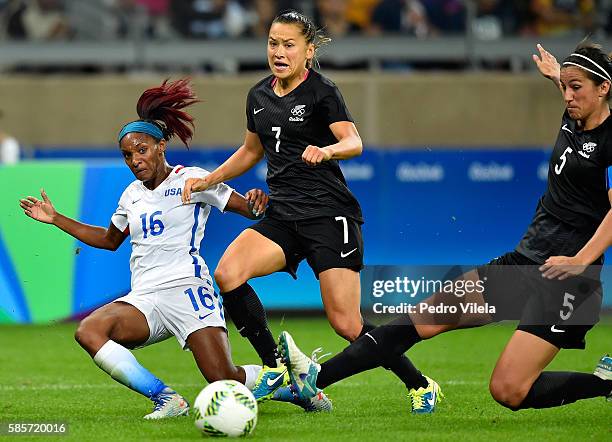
<box><xmin>111</xmin><ymin>165</ymin><xmax>233</xmax><ymax>294</ymax></box>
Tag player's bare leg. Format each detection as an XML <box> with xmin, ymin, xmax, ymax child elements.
<box><xmin>490</xmin><ymin>330</ymin><xmax>611</xmax><ymax>409</ymax></box>
<box><xmin>75</xmin><ymin>302</ymin><xmax>149</xmax><ymax>356</ymax></box>
<box><xmin>319</xmin><ymin>268</ymin><xmax>362</xmax><ymax>340</ymax></box>
<box><xmin>214</xmin><ymin>229</ymin><xmax>286</xmax><ymax>368</ymax></box>
<box><xmin>215</xmin><ymin>229</ymin><xmax>287</xmax><ymax>293</ymax></box>
<box><xmin>489</xmin><ymin>331</ymin><xmax>558</xmax><ymax>408</ymax></box>
<box><xmin>414</xmin><ymin>269</ymin><xmax>494</xmax><ymax>339</ymax></box>
<box><xmin>75</xmin><ymin>302</ymin><xmax>187</xmax><ymax>419</ymax></box>
<box><xmin>188</xmin><ymin>327</ymin><xmax>247</xmax><ymax>383</ymax></box>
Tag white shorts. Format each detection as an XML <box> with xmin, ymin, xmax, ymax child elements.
<box><xmin>114</xmin><ymin>277</ymin><xmax>226</xmax><ymax>350</ymax></box>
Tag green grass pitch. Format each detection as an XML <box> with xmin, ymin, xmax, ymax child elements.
<box><xmin>1</xmin><ymin>317</ymin><xmax>610</xmax><ymax>441</ymax></box>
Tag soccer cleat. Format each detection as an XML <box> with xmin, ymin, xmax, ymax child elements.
<box><xmin>593</xmin><ymin>354</ymin><xmax>611</xmax><ymax>401</ymax></box>
<box><xmin>278</xmin><ymin>331</ymin><xmax>322</xmax><ymax>402</ymax></box>
<box><xmin>594</xmin><ymin>354</ymin><xmax>611</xmax><ymax>380</ymax></box>
<box><xmin>408</xmin><ymin>376</ymin><xmax>444</xmax><ymax>414</ymax></box>
<box><xmin>272</xmin><ymin>384</ymin><xmax>333</xmax><ymax>412</ymax></box>
<box><xmin>144</xmin><ymin>387</ymin><xmax>189</xmax><ymax>420</ymax></box>
<box><xmin>251</xmin><ymin>365</ymin><xmax>289</xmax><ymax>402</ymax></box>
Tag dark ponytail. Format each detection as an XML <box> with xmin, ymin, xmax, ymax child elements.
<box><xmin>136</xmin><ymin>78</ymin><xmax>201</xmax><ymax>148</ymax></box>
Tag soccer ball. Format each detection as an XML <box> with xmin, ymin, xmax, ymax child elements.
<box><xmin>193</xmin><ymin>380</ymin><xmax>258</xmax><ymax>437</ymax></box>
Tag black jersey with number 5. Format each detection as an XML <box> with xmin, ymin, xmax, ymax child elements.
<box><xmin>246</xmin><ymin>70</ymin><xmax>363</xmax><ymax>222</ymax></box>
<box><xmin>516</xmin><ymin>111</ymin><xmax>612</xmax><ymax>263</ymax></box>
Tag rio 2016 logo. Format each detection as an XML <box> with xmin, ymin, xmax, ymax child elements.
<box><xmin>291</xmin><ymin>105</ymin><xmax>306</xmax><ymax>117</ymax></box>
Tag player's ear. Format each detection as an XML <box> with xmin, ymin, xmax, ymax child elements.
<box><xmin>157</xmin><ymin>139</ymin><xmax>167</xmax><ymax>154</ymax></box>
<box><xmin>600</xmin><ymin>80</ymin><xmax>611</xmax><ymax>98</ymax></box>
<box><xmin>306</xmin><ymin>43</ymin><xmax>315</xmax><ymax>65</ymax></box>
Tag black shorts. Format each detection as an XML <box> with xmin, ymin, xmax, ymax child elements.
<box><xmin>249</xmin><ymin>215</ymin><xmax>364</xmax><ymax>278</ymax></box>
<box><xmin>477</xmin><ymin>251</ymin><xmax>602</xmax><ymax>349</ymax></box>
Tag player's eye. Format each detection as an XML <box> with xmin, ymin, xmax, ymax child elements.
<box><xmin>139</xmin><ymin>148</ymin><xmax>147</xmax><ymax>154</ymax></box>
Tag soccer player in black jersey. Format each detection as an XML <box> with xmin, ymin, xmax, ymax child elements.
<box><xmin>279</xmin><ymin>41</ymin><xmax>611</xmax><ymax>412</ymax></box>
<box><xmin>182</xmin><ymin>10</ymin><xmax>439</xmax><ymax>413</ymax></box>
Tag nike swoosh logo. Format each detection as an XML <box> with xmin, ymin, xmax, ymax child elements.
<box><xmin>550</xmin><ymin>325</ymin><xmax>565</xmax><ymax>333</ymax></box>
<box><xmin>266</xmin><ymin>369</ymin><xmax>287</xmax><ymax>387</ymax></box>
<box><xmin>198</xmin><ymin>312</ymin><xmax>214</xmax><ymax>320</ymax></box>
<box><xmin>561</xmin><ymin>124</ymin><xmax>572</xmax><ymax>134</ymax></box>
<box><xmin>340</xmin><ymin>248</ymin><xmax>357</xmax><ymax>258</ymax></box>
<box><xmin>132</xmin><ymin>199</ymin><xmax>141</xmax><ymax>204</ymax></box>
<box><xmin>254</xmin><ymin>108</ymin><xmax>265</xmax><ymax>114</ymax></box>
<box><xmin>578</xmin><ymin>151</ymin><xmax>590</xmax><ymax>159</ymax></box>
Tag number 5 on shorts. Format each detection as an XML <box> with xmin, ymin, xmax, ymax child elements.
<box><xmin>559</xmin><ymin>292</ymin><xmax>575</xmax><ymax>321</ymax></box>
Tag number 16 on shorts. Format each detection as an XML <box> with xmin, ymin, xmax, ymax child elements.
<box><xmin>184</xmin><ymin>286</ymin><xmax>223</xmax><ymax>321</ymax></box>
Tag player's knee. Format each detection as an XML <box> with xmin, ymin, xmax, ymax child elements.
<box><xmin>204</xmin><ymin>365</ymin><xmax>240</xmax><ymax>383</ymax></box>
<box><xmin>489</xmin><ymin>377</ymin><xmax>529</xmax><ymax>410</ymax></box>
<box><xmin>415</xmin><ymin>324</ymin><xmax>446</xmax><ymax>339</ymax></box>
<box><xmin>214</xmin><ymin>264</ymin><xmax>246</xmax><ymax>292</ymax></box>
<box><xmin>329</xmin><ymin>317</ymin><xmax>362</xmax><ymax>341</ymax></box>
<box><xmin>74</xmin><ymin>315</ymin><xmax>111</xmax><ymax>351</ymax></box>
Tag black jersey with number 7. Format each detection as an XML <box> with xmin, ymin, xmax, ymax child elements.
<box><xmin>246</xmin><ymin>70</ymin><xmax>363</xmax><ymax>223</ymax></box>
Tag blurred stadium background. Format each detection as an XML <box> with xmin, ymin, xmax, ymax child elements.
<box><xmin>1</xmin><ymin>0</ymin><xmax>611</xmax><ymax>324</ymax></box>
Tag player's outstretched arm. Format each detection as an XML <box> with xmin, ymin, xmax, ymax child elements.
<box><xmin>302</xmin><ymin>121</ymin><xmax>362</xmax><ymax>166</ymax></box>
<box><xmin>20</xmin><ymin>189</ymin><xmax>126</xmax><ymax>251</ymax></box>
<box><xmin>541</xmin><ymin>202</ymin><xmax>612</xmax><ymax>280</ymax></box>
<box><xmin>224</xmin><ymin>189</ymin><xmax>268</xmax><ymax>219</ymax></box>
<box><xmin>532</xmin><ymin>43</ymin><xmax>562</xmax><ymax>94</ymax></box>
<box><xmin>183</xmin><ymin>130</ymin><xmax>264</xmax><ymax>203</ymax></box>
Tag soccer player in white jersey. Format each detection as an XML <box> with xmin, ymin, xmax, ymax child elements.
<box><xmin>19</xmin><ymin>79</ymin><xmax>276</xmax><ymax>420</ymax></box>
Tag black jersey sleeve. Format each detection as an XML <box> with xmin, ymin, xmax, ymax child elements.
<box><xmin>318</xmin><ymin>85</ymin><xmax>354</xmax><ymax>126</ymax></box>
<box><xmin>246</xmin><ymin>88</ymin><xmax>256</xmax><ymax>132</ymax></box>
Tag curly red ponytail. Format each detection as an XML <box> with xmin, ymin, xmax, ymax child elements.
<box><xmin>136</xmin><ymin>78</ymin><xmax>201</xmax><ymax>148</ymax></box>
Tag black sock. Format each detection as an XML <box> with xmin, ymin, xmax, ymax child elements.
<box><xmin>316</xmin><ymin>316</ymin><xmax>423</xmax><ymax>389</ymax></box>
<box><xmin>316</xmin><ymin>332</ymin><xmax>381</xmax><ymax>389</ymax></box>
<box><xmin>221</xmin><ymin>283</ymin><xmax>278</xmax><ymax>367</ymax></box>
<box><xmin>514</xmin><ymin>372</ymin><xmax>611</xmax><ymax>410</ymax></box>
<box><xmin>361</xmin><ymin>320</ymin><xmax>428</xmax><ymax>389</ymax></box>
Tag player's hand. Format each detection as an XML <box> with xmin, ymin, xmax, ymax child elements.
<box><xmin>245</xmin><ymin>188</ymin><xmax>268</xmax><ymax>218</ymax></box>
<box><xmin>302</xmin><ymin>145</ymin><xmax>333</xmax><ymax>166</ymax></box>
<box><xmin>532</xmin><ymin>44</ymin><xmax>561</xmax><ymax>84</ymax></box>
<box><xmin>182</xmin><ymin>177</ymin><xmax>210</xmax><ymax>204</ymax></box>
<box><xmin>20</xmin><ymin>189</ymin><xmax>57</xmax><ymax>224</ymax></box>
<box><xmin>539</xmin><ymin>255</ymin><xmax>587</xmax><ymax>280</ymax></box>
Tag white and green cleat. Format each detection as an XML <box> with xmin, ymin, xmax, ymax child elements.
<box><xmin>251</xmin><ymin>365</ymin><xmax>289</xmax><ymax>402</ymax></box>
<box><xmin>594</xmin><ymin>354</ymin><xmax>611</xmax><ymax>380</ymax></box>
<box><xmin>593</xmin><ymin>354</ymin><xmax>611</xmax><ymax>401</ymax></box>
<box><xmin>278</xmin><ymin>331</ymin><xmax>322</xmax><ymax>402</ymax></box>
<box><xmin>144</xmin><ymin>388</ymin><xmax>189</xmax><ymax>420</ymax></box>
<box><xmin>408</xmin><ymin>376</ymin><xmax>444</xmax><ymax>414</ymax></box>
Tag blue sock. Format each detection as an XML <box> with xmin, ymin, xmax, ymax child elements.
<box><xmin>93</xmin><ymin>340</ymin><xmax>167</xmax><ymax>399</ymax></box>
